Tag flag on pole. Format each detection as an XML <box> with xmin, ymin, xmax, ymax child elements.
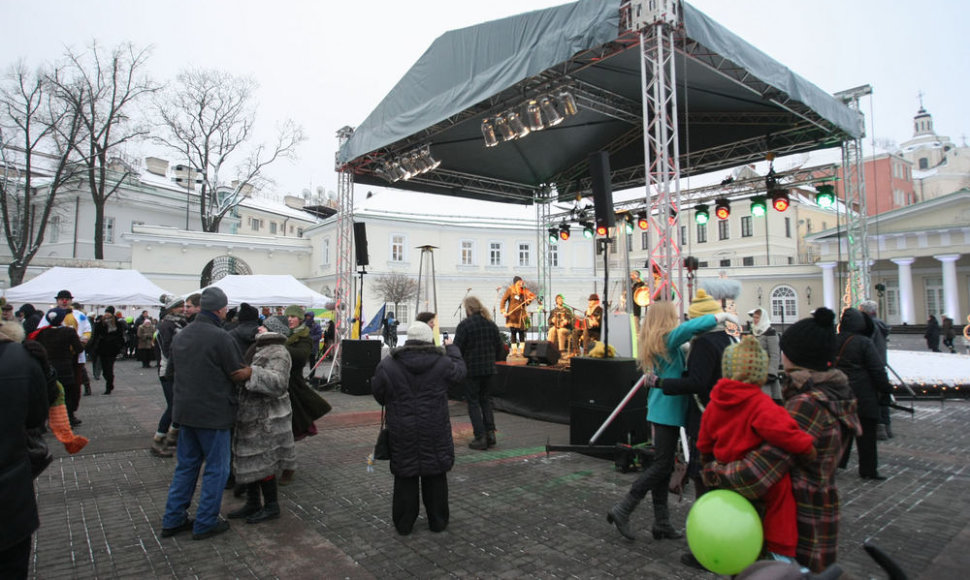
<box><xmin>351</xmin><ymin>297</ymin><xmax>363</xmax><ymax>339</ymax></box>
<box><xmin>362</xmin><ymin>303</ymin><xmax>386</xmax><ymax>335</ymax></box>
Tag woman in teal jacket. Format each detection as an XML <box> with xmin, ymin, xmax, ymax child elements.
<box><xmin>607</xmin><ymin>300</ymin><xmax>735</xmax><ymax>540</ymax></box>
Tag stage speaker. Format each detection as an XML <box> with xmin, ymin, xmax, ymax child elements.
<box><xmin>353</xmin><ymin>221</ymin><xmax>369</xmax><ymax>267</ymax></box>
<box><xmin>570</xmin><ymin>357</ymin><xmax>641</xmax><ymax>407</ymax></box>
<box><xmin>589</xmin><ymin>151</ymin><xmax>615</xmax><ymax>229</ymax></box>
<box><xmin>341</xmin><ymin>365</ymin><xmax>375</xmax><ymax>396</ymax></box>
<box><xmin>523</xmin><ymin>340</ymin><xmax>560</xmax><ymax>365</ymax></box>
<box><xmin>341</xmin><ymin>339</ymin><xmax>382</xmax><ymax>395</ymax></box>
<box><xmin>569</xmin><ymin>404</ymin><xmax>650</xmax><ymax>446</ymax></box>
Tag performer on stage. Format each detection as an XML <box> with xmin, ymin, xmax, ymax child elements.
<box><xmin>500</xmin><ymin>276</ymin><xmax>534</xmax><ymax>356</ymax></box>
<box><xmin>582</xmin><ymin>293</ymin><xmax>604</xmax><ymax>350</ymax></box>
<box><xmin>546</xmin><ymin>294</ymin><xmax>573</xmax><ymax>354</ymax></box>
<box><xmin>630</xmin><ymin>270</ymin><xmax>646</xmax><ymax>323</ymax></box>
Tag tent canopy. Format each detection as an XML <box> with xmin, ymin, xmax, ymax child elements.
<box><xmin>2</xmin><ymin>267</ymin><xmax>173</xmax><ymax>306</ymax></box>
<box><xmin>195</xmin><ymin>275</ymin><xmax>333</xmax><ymax>309</ymax></box>
<box><xmin>338</xmin><ymin>0</ymin><xmax>863</xmax><ymax>204</ymax></box>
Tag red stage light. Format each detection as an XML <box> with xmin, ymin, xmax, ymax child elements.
<box><xmin>772</xmin><ymin>194</ymin><xmax>790</xmax><ymax>212</ymax></box>
<box><xmin>596</xmin><ymin>224</ymin><xmax>608</xmax><ymax>237</ymax></box>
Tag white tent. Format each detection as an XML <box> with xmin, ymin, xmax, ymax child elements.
<box><xmin>2</xmin><ymin>267</ymin><xmax>172</xmax><ymax>306</ymax></box>
<box><xmin>196</xmin><ymin>275</ymin><xmax>333</xmax><ymax>308</ymax></box>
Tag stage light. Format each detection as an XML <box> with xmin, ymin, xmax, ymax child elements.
<box><xmin>558</xmin><ymin>91</ymin><xmax>578</xmax><ymax>117</ymax></box>
<box><xmin>815</xmin><ymin>184</ymin><xmax>835</xmax><ymax>208</ymax></box>
<box><xmin>715</xmin><ymin>198</ymin><xmax>731</xmax><ymax>220</ymax></box>
<box><xmin>495</xmin><ymin>116</ymin><xmax>516</xmax><ymax>142</ymax></box>
<box><xmin>771</xmin><ymin>190</ymin><xmax>790</xmax><ymax>212</ymax></box>
<box><xmin>559</xmin><ymin>222</ymin><xmax>571</xmax><ymax>241</ymax></box>
<box><xmin>507</xmin><ymin>110</ymin><xmax>530</xmax><ymax>139</ymax></box>
<box><xmin>539</xmin><ymin>96</ymin><xmax>563</xmax><ymax>127</ymax></box>
<box><xmin>548</xmin><ymin>227</ymin><xmax>559</xmax><ymax>244</ymax></box>
<box><xmin>750</xmin><ymin>196</ymin><xmax>767</xmax><ymax>217</ymax></box>
<box><xmin>637</xmin><ymin>210</ymin><xmax>648</xmax><ymax>230</ymax></box>
<box><xmin>481</xmin><ymin>119</ymin><xmax>499</xmax><ymax>147</ymax></box>
<box><xmin>596</xmin><ymin>224</ymin><xmax>608</xmax><ymax>237</ymax></box>
<box><xmin>581</xmin><ymin>221</ymin><xmax>594</xmax><ymax>238</ymax></box>
<box><xmin>526</xmin><ymin>99</ymin><xmax>544</xmax><ymax>132</ymax></box>
<box><xmin>623</xmin><ymin>213</ymin><xmax>634</xmax><ymax>234</ymax></box>
<box><xmin>695</xmin><ymin>204</ymin><xmax>710</xmax><ymax>225</ymax></box>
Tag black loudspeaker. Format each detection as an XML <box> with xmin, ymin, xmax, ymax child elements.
<box><xmin>353</xmin><ymin>222</ymin><xmax>369</xmax><ymax>267</ymax></box>
<box><xmin>523</xmin><ymin>340</ymin><xmax>560</xmax><ymax>365</ymax></box>
<box><xmin>569</xmin><ymin>357</ymin><xmax>640</xmax><ymax>407</ymax></box>
<box><xmin>589</xmin><ymin>151</ymin><xmax>615</xmax><ymax>229</ymax></box>
<box><xmin>569</xmin><ymin>404</ymin><xmax>650</xmax><ymax>446</ymax></box>
<box><xmin>341</xmin><ymin>339</ymin><xmax>382</xmax><ymax>395</ymax></box>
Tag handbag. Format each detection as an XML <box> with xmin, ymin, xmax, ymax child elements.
<box><xmin>373</xmin><ymin>405</ymin><xmax>390</xmax><ymax>460</ymax></box>
<box><xmin>26</xmin><ymin>427</ymin><xmax>53</xmax><ymax>478</ymax></box>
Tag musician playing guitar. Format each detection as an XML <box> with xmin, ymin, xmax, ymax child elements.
<box><xmin>546</xmin><ymin>294</ymin><xmax>573</xmax><ymax>354</ymax></box>
<box><xmin>582</xmin><ymin>293</ymin><xmax>604</xmax><ymax>350</ymax></box>
<box><xmin>500</xmin><ymin>276</ymin><xmax>534</xmax><ymax>356</ymax></box>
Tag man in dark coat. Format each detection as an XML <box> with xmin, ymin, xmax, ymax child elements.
<box><xmin>160</xmin><ymin>287</ymin><xmax>248</xmax><ymax>541</ymax></box>
<box><xmin>453</xmin><ymin>296</ymin><xmax>504</xmax><ymax>450</ymax></box>
<box><xmin>859</xmin><ymin>300</ymin><xmax>892</xmax><ymax>439</ymax></box>
<box><xmin>151</xmin><ymin>294</ymin><xmax>200</xmax><ymax>457</ymax></box>
<box><xmin>31</xmin><ymin>309</ymin><xmax>84</xmax><ymax>426</ymax></box>
<box><xmin>372</xmin><ymin>320</ymin><xmax>466</xmax><ymax>536</ymax></box>
<box><xmin>17</xmin><ymin>304</ymin><xmax>43</xmax><ymax>335</ymax></box>
<box><xmin>0</xmin><ymin>316</ymin><xmax>49</xmax><ymax>578</ymax></box>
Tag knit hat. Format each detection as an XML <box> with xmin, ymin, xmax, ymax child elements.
<box><xmin>238</xmin><ymin>302</ymin><xmax>259</xmax><ymax>322</ymax></box>
<box><xmin>688</xmin><ymin>289</ymin><xmax>722</xmax><ymax>319</ymax></box>
<box><xmin>46</xmin><ymin>308</ymin><xmax>69</xmax><ymax>327</ymax></box>
<box><xmin>283</xmin><ymin>305</ymin><xmax>305</xmax><ymax>318</ymax></box>
<box><xmin>779</xmin><ymin>307</ymin><xmax>837</xmax><ymax>371</ymax></box>
<box><xmin>199</xmin><ymin>287</ymin><xmax>228</xmax><ymax>311</ymax></box>
<box><xmin>406</xmin><ymin>320</ymin><xmax>433</xmax><ymax>343</ymax></box>
<box><xmin>262</xmin><ymin>315</ymin><xmax>290</xmax><ymax>336</ymax></box>
<box><xmin>722</xmin><ymin>335</ymin><xmax>769</xmax><ymax>386</ymax></box>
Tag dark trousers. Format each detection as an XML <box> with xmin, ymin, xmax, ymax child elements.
<box><xmin>101</xmin><ymin>355</ymin><xmax>117</xmax><ymax>392</ymax></box>
<box><xmin>0</xmin><ymin>534</ymin><xmax>31</xmax><ymax>579</ymax></box>
<box><xmin>630</xmin><ymin>423</ymin><xmax>677</xmax><ymax>507</ymax></box>
<box><xmin>841</xmin><ymin>417</ymin><xmax>879</xmax><ymax>476</ymax></box>
<box><xmin>393</xmin><ymin>473</ymin><xmax>448</xmax><ymax>534</ymax></box>
<box><xmin>465</xmin><ymin>375</ymin><xmax>496</xmax><ymax>439</ymax></box>
<box><xmin>156</xmin><ymin>377</ymin><xmax>176</xmax><ymax>434</ymax></box>
<box><xmin>63</xmin><ymin>381</ymin><xmax>80</xmax><ymax>417</ymax></box>
<box><xmin>509</xmin><ymin>327</ymin><xmax>525</xmax><ymax>343</ymax></box>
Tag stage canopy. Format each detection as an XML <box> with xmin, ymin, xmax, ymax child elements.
<box><xmin>2</xmin><ymin>267</ymin><xmax>173</xmax><ymax>306</ymax></box>
<box><xmin>195</xmin><ymin>275</ymin><xmax>333</xmax><ymax>309</ymax></box>
<box><xmin>337</xmin><ymin>0</ymin><xmax>863</xmax><ymax>205</ymax></box>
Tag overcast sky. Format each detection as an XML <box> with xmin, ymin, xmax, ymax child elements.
<box><xmin>2</xmin><ymin>0</ymin><xmax>966</xmax><ymax>207</ymax></box>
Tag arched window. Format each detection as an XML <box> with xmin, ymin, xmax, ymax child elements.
<box><xmin>200</xmin><ymin>255</ymin><xmax>253</xmax><ymax>287</ymax></box>
<box><xmin>918</xmin><ymin>157</ymin><xmax>929</xmax><ymax>170</ymax></box>
<box><xmin>770</xmin><ymin>285</ymin><xmax>798</xmax><ymax>324</ymax></box>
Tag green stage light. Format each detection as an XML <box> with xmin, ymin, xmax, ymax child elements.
<box><xmin>695</xmin><ymin>204</ymin><xmax>710</xmax><ymax>225</ymax></box>
<box><xmin>815</xmin><ymin>184</ymin><xmax>836</xmax><ymax>208</ymax></box>
<box><xmin>750</xmin><ymin>196</ymin><xmax>767</xmax><ymax>217</ymax></box>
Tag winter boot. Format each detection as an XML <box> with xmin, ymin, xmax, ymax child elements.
<box><xmin>246</xmin><ymin>478</ymin><xmax>281</xmax><ymax>523</ymax></box>
<box><xmin>228</xmin><ymin>483</ymin><xmax>261</xmax><ymax>519</ymax></box>
<box><xmin>486</xmin><ymin>430</ymin><xmax>497</xmax><ymax>447</ymax></box>
<box><xmin>651</xmin><ymin>503</ymin><xmax>683</xmax><ymax>540</ymax></box>
<box><xmin>606</xmin><ymin>493</ymin><xmax>641</xmax><ymax>540</ymax></box>
<box><xmin>150</xmin><ymin>433</ymin><xmax>174</xmax><ymax>457</ymax></box>
<box><xmin>469</xmin><ymin>435</ymin><xmax>488</xmax><ymax>450</ymax></box>
<box><xmin>164</xmin><ymin>426</ymin><xmax>180</xmax><ymax>450</ymax></box>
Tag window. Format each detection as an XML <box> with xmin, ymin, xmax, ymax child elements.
<box><xmin>925</xmin><ymin>277</ymin><xmax>944</xmax><ymax>318</ymax></box>
<box><xmin>718</xmin><ymin>220</ymin><xmax>730</xmax><ymax>240</ymax></box>
<box><xmin>597</xmin><ymin>239</ymin><xmax>617</xmax><ymax>255</ymax></box>
<box><xmin>249</xmin><ymin>217</ymin><xmax>262</xmax><ymax>231</ymax></box>
<box><xmin>641</xmin><ymin>231</ymin><xmax>649</xmax><ymax>250</ymax></box>
<box><xmin>460</xmin><ymin>240</ymin><xmax>474</xmax><ymax>265</ymax></box>
<box><xmin>719</xmin><ymin>259</ymin><xmax>731</xmax><ymax>267</ymax></box>
<box><xmin>740</xmin><ymin>216</ymin><xmax>752</xmax><ymax>237</ymax></box>
<box><xmin>48</xmin><ymin>216</ymin><xmax>60</xmax><ymax>243</ymax></box>
<box><xmin>517</xmin><ymin>242</ymin><xmax>531</xmax><ymax>267</ymax></box>
<box><xmin>784</xmin><ymin>217</ymin><xmax>791</xmax><ymax>238</ymax></box>
<box><xmin>696</xmin><ymin>223</ymin><xmax>707</xmax><ymax>243</ymax></box>
<box><xmin>297</xmin><ymin>228</ymin><xmax>303</xmax><ymax>237</ymax></box>
<box><xmin>680</xmin><ymin>226</ymin><xmax>687</xmax><ymax>246</ymax></box>
<box><xmin>548</xmin><ymin>244</ymin><xmax>559</xmax><ymax>267</ymax></box>
<box><xmin>489</xmin><ymin>242</ymin><xmax>502</xmax><ymax>266</ymax></box>
<box><xmin>391</xmin><ymin>234</ymin><xmax>405</xmax><ymax>262</ymax></box>
<box><xmin>270</xmin><ymin>222</ymin><xmax>277</xmax><ymax>234</ymax></box>
<box><xmin>321</xmin><ymin>238</ymin><xmax>331</xmax><ymax>266</ymax></box>
<box><xmin>805</xmin><ymin>220</ymin><xmax>813</xmax><ymax>234</ymax></box>
<box><xmin>770</xmin><ymin>285</ymin><xmax>798</xmax><ymax>323</ymax></box>
<box><xmin>698</xmin><ymin>261</ymin><xmax>709</xmax><ymax>268</ymax></box>
<box><xmin>104</xmin><ymin>216</ymin><xmax>115</xmax><ymax>243</ymax></box>
<box><xmin>626</xmin><ymin>233</ymin><xmax>633</xmax><ymax>252</ymax></box>
<box><xmin>742</xmin><ymin>256</ymin><xmax>754</xmax><ymax>266</ymax></box>
<box><xmin>918</xmin><ymin>157</ymin><xmax>928</xmax><ymax>170</ymax></box>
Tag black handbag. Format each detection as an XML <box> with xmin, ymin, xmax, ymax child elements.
<box><xmin>26</xmin><ymin>427</ymin><xmax>53</xmax><ymax>478</ymax></box>
<box><xmin>373</xmin><ymin>406</ymin><xmax>390</xmax><ymax>460</ymax></box>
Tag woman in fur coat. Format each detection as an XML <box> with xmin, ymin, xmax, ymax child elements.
<box><xmin>227</xmin><ymin>328</ymin><xmax>296</xmax><ymax>524</ymax></box>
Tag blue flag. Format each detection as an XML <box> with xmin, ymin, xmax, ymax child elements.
<box><xmin>361</xmin><ymin>303</ymin><xmax>386</xmax><ymax>335</ymax></box>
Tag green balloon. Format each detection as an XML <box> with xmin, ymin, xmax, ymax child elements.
<box><xmin>686</xmin><ymin>489</ymin><xmax>764</xmax><ymax>575</ymax></box>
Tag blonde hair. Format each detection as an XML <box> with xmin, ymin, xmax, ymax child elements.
<box><xmin>463</xmin><ymin>296</ymin><xmax>492</xmax><ymax>322</ymax></box>
<box><xmin>637</xmin><ymin>301</ymin><xmax>680</xmax><ymax>373</ymax></box>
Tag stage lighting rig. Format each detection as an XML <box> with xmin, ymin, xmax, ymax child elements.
<box><xmin>637</xmin><ymin>210</ymin><xmax>648</xmax><ymax>230</ymax></box>
<box><xmin>771</xmin><ymin>190</ymin><xmax>790</xmax><ymax>212</ymax></box>
<box><xmin>581</xmin><ymin>220</ymin><xmax>595</xmax><ymax>239</ymax></box>
<box><xmin>559</xmin><ymin>222</ymin><xmax>571</xmax><ymax>241</ymax></box>
<box><xmin>714</xmin><ymin>198</ymin><xmax>731</xmax><ymax>220</ymax></box>
<box><xmin>548</xmin><ymin>227</ymin><xmax>559</xmax><ymax>244</ymax></box>
<box><xmin>694</xmin><ymin>204</ymin><xmax>710</xmax><ymax>225</ymax></box>
<box><xmin>815</xmin><ymin>184</ymin><xmax>836</xmax><ymax>208</ymax></box>
<box><xmin>750</xmin><ymin>195</ymin><xmax>767</xmax><ymax>217</ymax></box>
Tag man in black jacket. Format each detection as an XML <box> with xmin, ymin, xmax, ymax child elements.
<box><xmin>160</xmin><ymin>287</ymin><xmax>248</xmax><ymax>541</ymax></box>
<box><xmin>454</xmin><ymin>296</ymin><xmax>505</xmax><ymax>450</ymax></box>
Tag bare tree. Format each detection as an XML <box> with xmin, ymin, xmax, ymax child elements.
<box><xmin>47</xmin><ymin>41</ymin><xmax>159</xmax><ymax>259</ymax></box>
<box><xmin>154</xmin><ymin>69</ymin><xmax>306</xmax><ymax>233</ymax></box>
<box><xmin>0</xmin><ymin>61</ymin><xmax>83</xmax><ymax>286</ymax></box>
<box><xmin>372</xmin><ymin>272</ymin><xmax>419</xmax><ymax>318</ymax></box>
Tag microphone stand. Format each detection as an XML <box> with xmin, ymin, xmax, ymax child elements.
<box><xmin>453</xmin><ymin>288</ymin><xmax>471</xmax><ymax>320</ymax></box>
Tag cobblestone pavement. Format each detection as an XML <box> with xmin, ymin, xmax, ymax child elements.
<box><xmin>29</xmin><ymin>356</ymin><xmax>970</xmax><ymax>579</ymax></box>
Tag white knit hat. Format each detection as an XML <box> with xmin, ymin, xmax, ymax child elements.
<box><xmin>406</xmin><ymin>320</ymin><xmax>434</xmax><ymax>343</ymax></box>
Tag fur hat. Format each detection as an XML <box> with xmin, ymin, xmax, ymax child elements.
<box><xmin>200</xmin><ymin>287</ymin><xmax>228</xmax><ymax>311</ymax></box>
<box><xmin>238</xmin><ymin>302</ymin><xmax>259</xmax><ymax>322</ymax></box>
<box><xmin>406</xmin><ymin>320</ymin><xmax>433</xmax><ymax>343</ymax></box>
<box><xmin>722</xmin><ymin>335</ymin><xmax>769</xmax><ymax>385</ymax></box>
<box><xmin>0</xmin><ymin>317</ymin><xmax>25</xmax><ymax>343</ymax></box>
<box><xmin>688</xmin><ymin>289</ymin><xmax>722</xmax><ymax>319</ymax></box>
<box><xmin>283</xmin><ymin>305</ymin><xmax>305</xmax><ymax>318</ymax></box>
<box><xmin>262</xmin><ymin>315</ymin><xmax>290</xmax><ymax>336</ymax></box>
<box><xmin>46</xmin><ymin>307</ymin><xmax>69</xmax><ymax>327</ymax></box>
<box><xmin>780</xmin><ymin>307</ymin><xmax>837</xmax><ymax>371</ymax></box>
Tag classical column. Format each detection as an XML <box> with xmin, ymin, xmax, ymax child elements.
<box><xmin>817</xmin><ymin>262</ymin><xmax>837</xmax><ymax>311</ymax></box>
<box><xmin>891</xmin><ymin>258</ymin><xmax>915</xmax><ymax>324</ymax></box>
<box><xmin>934</xmin><ymin>254</ymin><xmax>961</xmax><ymax>320</ymax></box>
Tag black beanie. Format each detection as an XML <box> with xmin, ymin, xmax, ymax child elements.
<box><xmin>779</xmin><ymin>307</ymin><xmax>837</xmax><ymax>371</ymax></box>
<box><xmin>238</xmin><ymin>302</ymin><xmax>259</xmax><ymax>322</ymax></box>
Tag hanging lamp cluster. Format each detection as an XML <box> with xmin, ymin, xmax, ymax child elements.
<box><xmin>481</xmin><ymin>91</ymin><xmax>578</xmax><ymax>147</ymax></box>
<box><xmin>374</xmin><ymin>145</ymin><xmax>441</xmax><ymax>182</ymax></box>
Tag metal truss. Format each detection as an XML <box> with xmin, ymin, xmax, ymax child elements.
<box><xmin>835</xmin><ymin>85</ymin><xmax>873</xmax><ymax>307</ymax></box>
<box><xmin>536</xmin><ymin>189</ymin><xmax>553</xmax><ymax>336</ymax></box>
<box><xmin>334</xmin><ymin>127</ymin><xmax>356</xmax><ymax>345</ymax></box>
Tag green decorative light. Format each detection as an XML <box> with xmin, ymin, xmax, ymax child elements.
<box><xmin>750</xmin><ymin>196</ymin><xmax>767</xmax><ymax>217</ymax></box>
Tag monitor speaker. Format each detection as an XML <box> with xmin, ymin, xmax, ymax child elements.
<box><xmin>523</xmin><ymin>340</ymin><xmax>560</xmax><ymax>365</ymax></box>
<box><xmin>589</xmin><ymin>151</ymin><xmax>615</xmax><ymax>229</ymax></box>
<box><xmin>353</xmin><ymin>222</ymin><xmax>369</xmax><ymax>267</ymax></box>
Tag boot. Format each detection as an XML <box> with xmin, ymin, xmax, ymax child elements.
<box><xmin>469</xmin><ymin>436</ymin><xmax>488</xmax><ymax>450</ymax></box>
<box><xmin>279</xmin><ymin>469</ymin><xmax>295</xmax><ymax>486</ymax></box>
<box><xmin>606</xmin><ymin>493</ymin><xmax>641</xmax><ymax>540</ymax></box>
<box><xmin>651</xmin><ymin>503</ymin><xmax>683</xmax><ymax>540</ymax></box>
<box><xmin>164</xmin><ymin>427</ymin><xmax>179</xmax><ymax>449</ymax></box>
<box><xmin>885</xmin><ymin>423</ymin><xmax>894</xmax><ymax>439</ymax></box>
<box><xmin>84</xmin><ymin>385</ymin><xmax>92</xmax><ymax>396</ymax></box>
<box><xmin>150</xmin><ymin>434</ymin><xmax>173</xmax><ymax>457</ymax></box>
<box><xmin>486</xmin><ymin>430</ymin><xmax>497</xmax><ymax>447</ymax></box>
<box><xmin>228</xmin><ymin>483</ymin><xmax>261</xmax><ymax>519</ymax></box>
<box><xmin>246</xmin><ymin>478</ymin><xmax>280</xmax><ymax>523</ymax></box>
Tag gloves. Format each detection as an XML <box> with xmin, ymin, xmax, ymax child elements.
<box><xmin>715</xmin><ymin>312</ymin><xmax>740</xmax><ymax>326</ymax></box>
<box><xmin>643</xmin><ymin>373</ymin><xmax>658</xmax><ymax>389</ymax></box>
